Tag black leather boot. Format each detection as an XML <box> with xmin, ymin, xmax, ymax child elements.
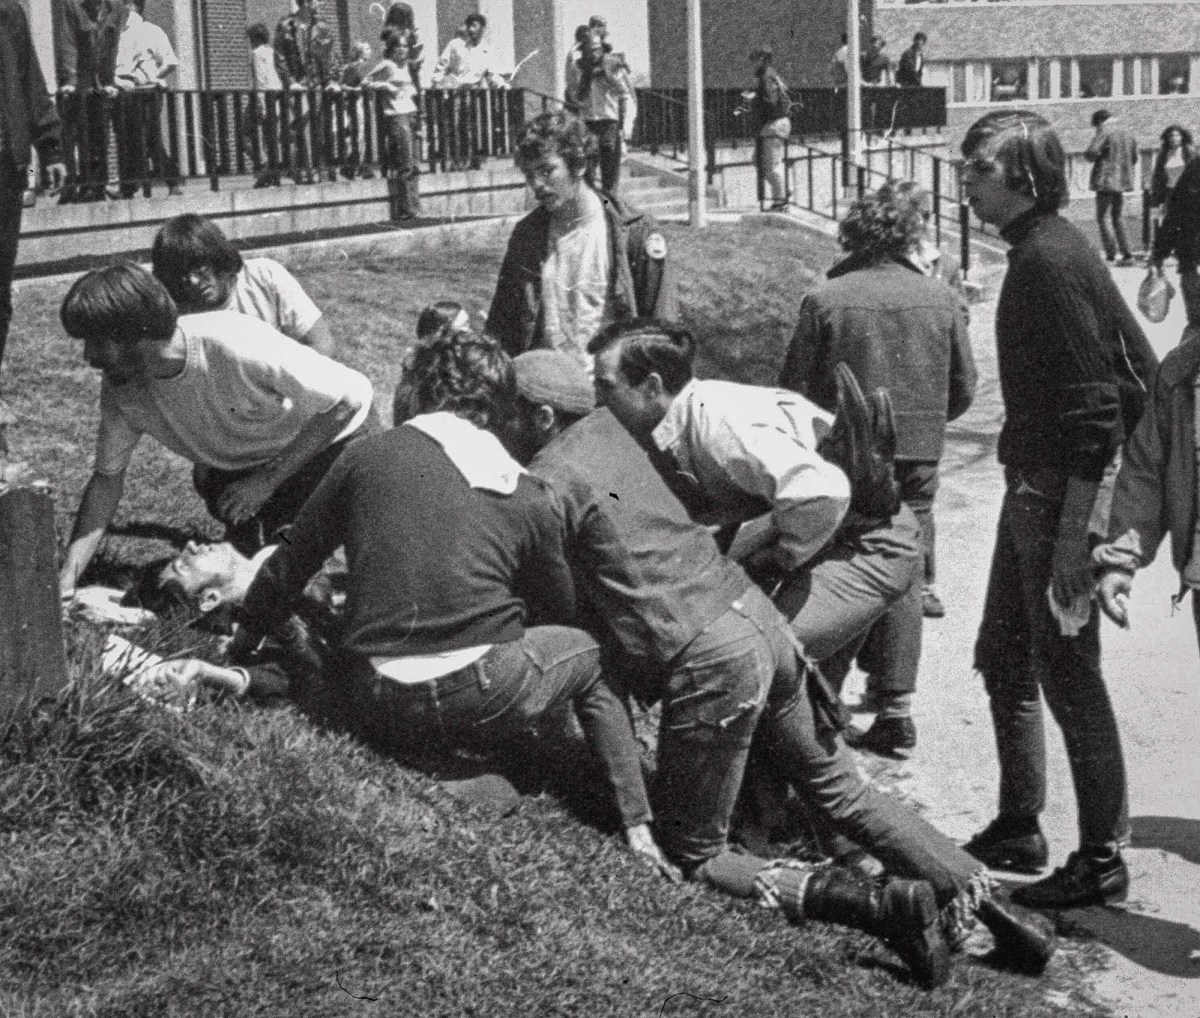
<box><xmin>797</xmin><ymin>868</ymin><xmax>951</xmax><ymax>989</ymax></box>
<box><xmin>977</xmin><ymin>893</ymin><xmax>1057</xmax><ymax>974</ymax></box>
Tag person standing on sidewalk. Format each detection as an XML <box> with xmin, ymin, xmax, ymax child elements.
<box><xmin>366</xmin><ymin>28</ymin><xmax>421</xmax><ymax>220</ymax></box>
<box><xmin>569</xmin><ymin>30</ymin><xmax>636</xmax><ymax>196</ymax></box>
<box><xmin>1</xmin><ymin>0</ymin><xmax>65</xmax><ymax>476</ymax></box>
<box><xmin>958</xmin><ymin>109</ymin><xmax>1153</xmax><ymax>909</ymax></box>
<box><xmin>780</xmin><ymin>180</ymin><xmax>977</xmax><ymax>756</ymax></box>
<box><xmin>749</xmin><ymin>47</ymin><xmax>791</xmax><ymax>212</ymax></box>
<box><xmin>1085</xmin><ymin>109</ymin><xmax>1139</xmax><ymax>265</ymax></box>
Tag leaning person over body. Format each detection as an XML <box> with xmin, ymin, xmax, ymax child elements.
<box><xmin>58</xmin><ymin>262</ymin><xmax>372</xmax><ymax>594</ymax></box>
<box><xmin>151</xmin><ymin>213</ymin><xmax>339</xmax><ymax>358</ymax></box>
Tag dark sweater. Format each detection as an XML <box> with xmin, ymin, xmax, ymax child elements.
<box><xmin>995</xmin><ymin>211</ymin><xmax>1135</xmax><ymax>482</ymax></box>
<box><xmin>238</xmin><ymin>423</ymin><xmax>575</xmax><ymax>657</ymax></box>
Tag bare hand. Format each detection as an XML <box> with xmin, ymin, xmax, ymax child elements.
<box><xmin>58</xmin><ymin>84</ymin><xmax>76</xmax><ymax>97</ymax></box>
<box><xmin>216</xmin><ymin>470</ymin><xmax>276</xmax><ymax>526</ymax></box>
<box><xmin>125</xmin><ymin>658</ymin><xmax>208</xmax><ymax>710</ymax></box>
<box><xmin>626</xmin><ymin>823</ymin><xmax>682</xmax><ymax>883</ymax></box>
<box><xmin>1097</xmin><ymin>570</ymin><xmax>1133</xmax><ymax>629</ymax></box>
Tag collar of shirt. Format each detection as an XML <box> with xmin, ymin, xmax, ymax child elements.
<box><xmin>1000</xmin><ymin>207</ymin><xmax>1050</xmax><ymax>249</ymax></box>
<box><xmin>405</xmin><ymin>412</ymin><xmax>525</xmax><ymax>494</ymax></box>
<box><xmin>651</xmin><ymin>377</ymin><xmax>698</xmax><ymax>456</ymax></box>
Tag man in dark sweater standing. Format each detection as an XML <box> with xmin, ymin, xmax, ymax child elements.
<box><xmin>1</xmin><ymin>0</ymin><xmax>65</xmax><ymax>477</ymax></box>
<box><xmin>232</xmin><ymin>332</ymin><xmax>664</xmax><ymax>872</ymax></box>
<box><xmin>958</xmin><ymin>110</ymin><xmax>1156</xmax><ymax>908</ymax></box>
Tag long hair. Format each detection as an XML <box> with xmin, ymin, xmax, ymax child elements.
<box><xmin>151</xmin><ymin>214</ymin><xmax>244</xmax><ymax>306</ymax></box>
<box><xmin>960</xmin><ymin>109</ymin><xmax>1069</xmax><ymax>213</ymax></box>
<box><xmin>838</xmin><ymin>180</ymin><xmax>929</xmax><ymax>261</ymax></box>
<box><xmin>392</xmin><ymin>332</ymin><xmax>515</xmax><ymax>428</ymax></box>
<box><xmin>61</xmin><ymin>262</ymin><xmax>178</xmax><ymax>343</ymax></box>
<box><xmin>1155</xmin><ymin>124</ymin><xmax>1195</xmax><ymax>170</ymax></box>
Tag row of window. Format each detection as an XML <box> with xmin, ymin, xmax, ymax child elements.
<box><xmin>931</xmin><ymin>54</ymin><xmax>1195</xmax><ymax>103</ymax></box>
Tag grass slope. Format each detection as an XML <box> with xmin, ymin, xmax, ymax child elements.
<box><xmin>2</xmin><ymin>221</ymin><xmax>1095</xmax><ymax>1016</ymax></box>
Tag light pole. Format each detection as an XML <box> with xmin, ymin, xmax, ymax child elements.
<box><xmin>846</xmin><ymin>0</ymin><xmax>863</xmax><ymax>176</ymax></box>
<box><xmin>686</xmin><ymin>0</ymin><xmax>706</xmax><ymax>227</ymax></box>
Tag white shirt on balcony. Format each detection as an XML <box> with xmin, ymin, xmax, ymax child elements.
<box><xmin>115</xmin><ymin>11</ymin><xmax>177</xmax><ymax>90</ymax></box>
<box><xmin>431</xmin><ymin>37</ymin><xmax>502</xmax><ymax>88</ymax></box>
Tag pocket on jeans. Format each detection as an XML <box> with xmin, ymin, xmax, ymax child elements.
<box><xmin>663</xmin><ymin>649</ymin><xmax>767</xmax><ymax>735</ymax></box>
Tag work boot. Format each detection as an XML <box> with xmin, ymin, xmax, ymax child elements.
<box><xmin>847</xmin><ymin>715</ymin><xmax>917</xmax><ymax>759</ymax></box>
<box><xmin>796</xmin><ymin>868</ymin><xmax>951</xmax><ymax>989</ymax></box>
<box><xmin>963</xmin><ymin>815</ymin><xmax>1048</xmax><ymax>874</ymax></box>
<box><xmin>1011</xmin><ymin>850</ymin><xmax>1129</xmax><ymax>909</ymax></box>
<box><xmin>977</xmin><ymin>894</ymin><xmax>1057</xmax><ymax>974</ymax></box>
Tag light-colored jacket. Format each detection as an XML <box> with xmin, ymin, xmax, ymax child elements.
<box><xmin>1095</xmin><ymin>336</ymin><xmax>1200</xmax><ymax>579</ymax></box>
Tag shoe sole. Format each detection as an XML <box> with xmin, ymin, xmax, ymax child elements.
<box><xmin>884</xmin><ymin>883</ymin><xmax>951</xmax><ymax>990</ymax></box>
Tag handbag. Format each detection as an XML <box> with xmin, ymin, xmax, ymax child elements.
<box><xmin>1137</xmin><ymin>271</ymin><xmax>1175</xmax><ymax>323</ymax></box>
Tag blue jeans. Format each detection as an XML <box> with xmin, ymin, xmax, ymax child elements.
<box><xmin>974</xmin><ymin>468</ymin><xmax>1129</xmax><ymax>855</ymax></box>
<box><xmin>661</xmin><ymin>586</ymin><xmax>980</xmax><ymax>901</ymax></box>
<box><xmin>350</xmin><ymin>626</ymin><xmax>651</xmax><ymax>828</ymax></box>
<box><xmin>773</xmin><ymin>504</ymin><xmax>923</xmax><ymax>689</ymax></box>
<box><xmin>1095</xmin><ymin>191</ymin><xmax>1132</xmax><ymax>260</ymax></box>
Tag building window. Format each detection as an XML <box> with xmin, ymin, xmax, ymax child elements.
<box><xmin>951</xmin><ymin>63</ymin><xmax>966</xmax><ymax>104</ymax></box>
<box><xmin>1078</xmin><ymin>56</ymin><xmax>1113</xmax><ymax>99</ymax></box>
<box><xmin>1160</xmin><ymin>54</ymin><xmax>1190</xmax><ymax>94</ymax></box>
<box><xmin>1141</xmin><ymin>57</ymin><xmax>1155</xmax><ymax>96</ymax></box>
<box><xmin>990</xmin><ymin>60</ymin><xmax>1027</xmax><ymax>102</ymax></box>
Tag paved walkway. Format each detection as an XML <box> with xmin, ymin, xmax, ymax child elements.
<box><xmin>848</xmin><ymin>261</ymin><xmax>1200</xmax><ymax>1017</ymax></box>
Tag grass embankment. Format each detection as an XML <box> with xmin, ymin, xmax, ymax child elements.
<box><xmin>2</xmin><ymin>221</ymin><xmax>1091</xmax><ymax>1016</ymax></box>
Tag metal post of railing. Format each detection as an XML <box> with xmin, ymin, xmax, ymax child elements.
<box><xmin>831</xmin><ymin>155</ymin><xmax>839</xmax><ymax>220</ymax></box>
<box><xmin>959</xmin><ymin>202</ymin><xmax>971</xmax><ymax>281</ymax></box>
<box><xmin>855</xmin><ymin>162</ymin><xmax>866</xmax><ymax>199</ymax></box>
<box><xmin>932</xmin><ymin>157</ymin><xmax>942</xmax><ymax>246</ymax></box>
<box><xmin>1142</xmin><ymin>187</ymin><xmax>1153</xmax><ymax>251</ymax></box>
<box><xmin>807</xmin><ymin>146</ymin><xmax>815</xmax><ymax>211</ymax></box>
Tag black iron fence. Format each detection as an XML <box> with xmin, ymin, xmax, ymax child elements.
<box><xmin>53</xmin><ymin>85</ymin><xmax>531</xmax><ymax>202</ymax></box>
<box><xmin>633</xmin><ymin>85</ymin><xmax>947</xmax><ymax>156</ymax></box>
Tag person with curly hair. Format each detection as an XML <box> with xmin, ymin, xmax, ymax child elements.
<box><xmin>1148</xmin><ymin>124</ymin><xmax>1194</xmax><ymax>213</ymax></box>
<box><xmin>486</xmin><ymin>110</ymin><xmax>678</xmax><ymax>367</ymax></box>
<box><xmin>779</xmin><ymin>180</ymin><xmax>977</xmax><ymax>757</ymax></box>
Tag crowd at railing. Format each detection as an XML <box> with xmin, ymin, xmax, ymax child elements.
<box><xmin>44</xmin><ymin>85</ymin><xmax>531</xmax><ymax>205</ymax></box>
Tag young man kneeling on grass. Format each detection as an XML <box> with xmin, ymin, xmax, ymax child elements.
<box><xmin>157</xmin><ymin>331</ymin><xmax>669</xmax><ymax>873</ymax></box>
<box><xmin>498</xmin><ymin>350</ymin><xmax>1056</xmax><ymax>990</ymax></box>
<box><xmin>58</xmin><ymin>262</ymin><xmax>374</xmax><ymax>596</ymax></box>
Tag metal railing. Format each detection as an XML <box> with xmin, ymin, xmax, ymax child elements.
<box><xmin>52</xmin><ymin>85</ymin><xmax>530</xmax><ymax>204</ymax></box>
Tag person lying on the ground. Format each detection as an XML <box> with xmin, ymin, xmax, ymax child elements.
<box><xmin>499</xmin><ymin>348</ymin><xmax>1056</xmax><ymax>989</ymax></box>
<box><xmin>486</xmin><ymin>110</ymin><xmax>677</xmax><ymax>367</ymax></box>
<box><xmin>58</xmin><ymin>263</ymin><xmax>373</xmax><ymax>592</ymax></box>
<box><xmin>1094</xmin><ymin>335</ymin><xmax>1200</xmax><ymax>648</ymax></box>
<box><xmin>223</xmin><ymin>330</ymin><xmax>668</xmax><ymax>874</ymax></box>
<box><xmin>151</xmin><ymin>213</ymin><xmax>339</xmax><ymax>359</ymax></box>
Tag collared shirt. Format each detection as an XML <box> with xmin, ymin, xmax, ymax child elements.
<box><xmin>114</xmin><ymin>10</ymin><xmax>176</xmax><ymax>88</ymax></box>
<box><xmin>251</xmin><ymin>43</ymin><xmax>283</xmax><ymax>92</ymax></box>
<box><xmin>652</xmin><ymin>379</ymin><xmax>851</xmax><ymax>571</ymax></box>
<box><xmin>541</xmin><ymin>187</ymin><xmax>612</xmax><ymax>368</ymax></box>
<box><xmin>530</xmin><ymin>408</ymin><xmax>749</xmax><ymax>668</ymax></box>
<box><xmin>431</xmin><ymin>36</ymin><xmax>498</xmax><ymax>88</ymax></box>
<box><xmin>405</xmin><ymin>411</ymin><xmax>525</xmax><ymax>494</ymax></box>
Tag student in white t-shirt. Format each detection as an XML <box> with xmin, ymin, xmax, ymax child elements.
<box><xmin>57</xmin><ymin>263</ymin><xmax>373</xmax><ymax>594</ymax></box>
<box><xmin>151</xmin><ymin>213</ymin><xmax>337</xmax><ymax>358</ymax></box>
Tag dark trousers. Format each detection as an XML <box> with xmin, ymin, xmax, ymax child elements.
<box><xmin>671</xmin><ymin>585</ymin><xmax>979</xmax><ymax>901</ymax></box>
<box><xmin>584</xmin><ymin>119</ymin><xmax>623</xmax><ymax>194</ymax></box>
<box><xmin>1095</xmin><ymin>191</ymin><xmax>1132</xmax><ymax>260</ymax></box>
<box><xmin>0</xmin><ymin>159</ymin><xmax>24</xmax><ymax>374</ymax></box>
<box><xmin>114</xmin><ymin>89</ymin><xmax>180</xmax><ymax>196</ymax></box>
<box><xmin>193</xmin><ymin>433</ymin><xmax>357</xmax><ymax>554</ymax></box>
<box><xmin>772</xmin><ymin>503</ymin><xmax>923</xmax><ymax>689</ymax></box>
<box><xmin>857</xmin><ymin>460</ymin><xmax>940</xmax><ymax>700</ymax></box>
<box><xmin>1194</xmin><ymin>591</ymin><xmax>1200</xmax><ymax>653</ymax></box>
<box><xmin>384</xmin><ymin>113</ymin><xmax>420</xmax><ymax>218</ymax></box>
<box><xmin>61</xmin><ymin>91</ymin><xmax>111</xmax><ymax>202</ymax></box>
<box><xmin>247</xmin><ymin>92</ymin><xmax>282</xmax><ymax>181</ymax></box>
<box><xmin>974</xmin><ymin>467</ymin><xmax>1129</xmax><ymax>855</ymax></box>
<box><xmin>350</xmin><ymin>627</ymin><xmax>651</xmax><ymax>828</ymax></box>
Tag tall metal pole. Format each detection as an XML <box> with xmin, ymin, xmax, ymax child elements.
<box><xmin>686</xmin><ymin>0</ymin><xmax>707</xmax><ymax>227</ymax></box>
<box><xmin>846</xmin><ymin>0</ymin><xmax>863</xmax><ymax>175</ymax></box>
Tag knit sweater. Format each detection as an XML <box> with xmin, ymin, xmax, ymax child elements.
<box><xmin>238</xmin><ymin>423</ymin><xmax>575</xmax><ymax>657</ymax></box>
<box><xmin>994</xmin><ymin>210</ymin><xmax>1136</xmax><ymax>482</ymax></box>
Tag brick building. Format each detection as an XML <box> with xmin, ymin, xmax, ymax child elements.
<box><xmin>875</xmin><ymin>0</ymin><xmax>1200</xmax><ymax>154</ymax></box>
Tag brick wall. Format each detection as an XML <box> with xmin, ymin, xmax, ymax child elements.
<box><xmin>203</xmin><ymin>0</ymin><xmax>252</xmax><ymax>87</ymax></box>
<box><xmin>876</xmin><ymin>2</ymin><xmax>1200</xmax><ymax>61</ymax></box>
<box><xmin>647</xmin><ymin>0</ymin><xmax>862</xmax><ymax>89</ymax></box>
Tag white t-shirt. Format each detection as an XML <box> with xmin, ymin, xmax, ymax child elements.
<box><xmin>540</xmin><ymin>188</ymin><xmax>612</xmax><ymax>369</ymax></box>
<box><xmin>227</xmin><ymin>258</ymin><xmax>322</xmax><ymax>343</ymax></box>
<box><xmin>432</xmin><ymin>37</ymin><xmax>499</xmax><ymax>87</ymax></box>
<box><xmin>251</xmin><ymin>44</ymin><xmax>283</xmax><ymax>92</ymax></box>
<box><xmin>115</xmin><ymin>12</ymin><xmax>177</xmax><ymax>88</ymax></box>
<box><xmin>93</xmin><ymin>310</ymin><xmax>372</xmax><ymax>476</ymax></box>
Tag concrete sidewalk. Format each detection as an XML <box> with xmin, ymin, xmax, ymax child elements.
<box><xmin>846</xmin><ymin>261</ymin><xmax>1200</xmax><ymax>1017</ymax></box>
